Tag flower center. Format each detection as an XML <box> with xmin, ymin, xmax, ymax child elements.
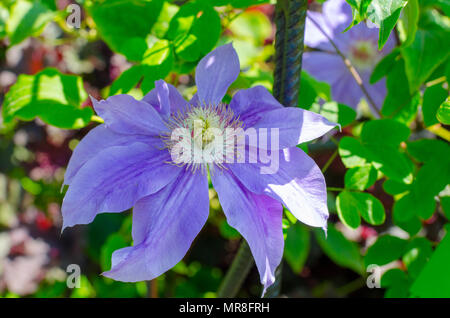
<box><xmin>161</xmin><ymin>103</ymin><xmax>243</xmax><ymax>172</ymax></box>
<box><xmin>349</xmin><ymin>40</ymin><xmax>378</xmax><ymax>70</ymax></box>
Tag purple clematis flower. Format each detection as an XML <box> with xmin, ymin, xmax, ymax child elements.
<box><xmin>62</xmin><ymin>43</ymin><xmax>337</xmax><ymax>294</ymax></box>
<box><xmin>303</xmin><ymin>0</ymin><xmax>395</xmax><ymax>109</ymax></box>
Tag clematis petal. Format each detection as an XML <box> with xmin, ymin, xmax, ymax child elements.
<box><xmin>229</xmin><ymin>85</ymin><xmax>282</xmax><ymax>127</ymax></box>
<box><xmin>195</xmin><ymin>43</ymin><xmax>240</xmax><ymax>105</ymax></box>
<box><xmin>331</xmin><ymin>71</ymin><xmax>363</xmax><ymax>109</ymax></box>
<box><xmin>91</xmin><ymin>94</ymin><xmax>167</xmax><ymax>136</ymax></box>
<box><xmin>230</xmin><ymin>86</ymin><xmax>337</xmax><ymax>149</ymax></box>
<box><xmin>367</xmin><ymin>77</ymin><xmax>387</xmax><ymax>111</ymax></box>
<box><xmin>142</xmin><ymin>79</ymin><xmax>188</xmax><ymax>117</ymax></box>
<box><xmin>229</xmin><ymin>146</ymin><xmax>329</xmax><ymax>229</ymax></box>
<box><xmin>62</xmin><ymin>142</ymin><xmax>181</xmax><ymax>230</ymax></box>
<box><xmin>63</xmin><ymin>125</ymin><xmax>159</xmax><ymax>186</ymax></box>
<box><xmin>322</xmin><ymin>0</ymin><xmax>353</xmax><ymax>32</ymax></box>
<box><xmin>302</xmin><ymin>52</ymin><xmax>347</xmax><ymax>85</ymax></box>
<box><xmin>211</xmin><ymin>171</ymin><xmax>283</xmax><ymax>295</ymax></box>
<box><xmin>305</xmin><ymin>11</ymin><xmax>335</xmax><ymax>51</ymax></box>
<box><xmin>102</xmin><ymin>169</ymin><xmax>209</xmax><ymax>282</ymax></box>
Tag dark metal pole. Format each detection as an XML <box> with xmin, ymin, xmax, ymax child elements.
<box><xmin>217</xmin><ymin>0</ymin><xmax>308</xmax><ymax>298</ymax></box>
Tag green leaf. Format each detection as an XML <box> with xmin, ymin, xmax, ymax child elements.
<box><xmin>441</xmin><ymin>196</ymin><xmax>450</xmax><ymax>220</ymax></box>
<box><xmin>397</xmin><ymin>0</ymin><xmax>419</xmax><ymax>46</ymax></box>
<box><xmin>383</xmin><ymin>179</ymin><xmax>410</xmax><ymax>195</ymax></box>
<box><xmin>88</xmin><ymin>0</ymin><xmax>164</xmax><ymax>60</ymax></box>
<box><xmin>365</xmin><ymin>235</ymin><xmax>408</xmax><ymax>266</ymax></box>
<box><xmin>339</xmin><ymin>137</ymin><xmax>369</xmax><ymax>168</ymax></box>
<box><xmin>393</xmin><ymin>191</ymin><xmax>436</xmax><ymax>222</ymax></box>
<box><xmin>0</xmin><ymin>4</ymin><xmax>9</xmax><ymax>39</ymax></box>
<box><xmin>298</xmin><ymin>71</ymin><xmax>331</xmax><ymax>109</ymax></box>
<box><xmin>336</xmin><ymin>192</ymin><xmax>362</xmax><ymax>229</ymax></box>
<box><xmin>410</xmin><ymin>234</ymin><xmax>450</xmax><ymax>297</ymax></box>
<box><xmin>100</xmin><ymin>233</ymin><xmax>128</xmax><ymax>272</ymax></box>
<box><xmin>366</xmin><ymin>0</ymin><xmax>407</xmax><ymax>49</ymax></box>
<box><xmin>228</xmin><ymin>10</ymin><xmax>271</xmax><ymax>45</ymax></box>
<box><xmin>393</xmin><ymin>214</ymin><xmax>422</xmax><ymax>236</ymax></box>
<box><xmin>140</xmin><ymin>39</ymin><xmax>174</xmax><ymax>94</ymax></box>
<box><xmin>370</xmin><ymin>49</ymin><xmax>400</xmax><ymax>84</ymax></box>
<box><xmin>407</xmin><ymin>139</ymin><xmax>450</xmax><ymax>163</ymax></box>
<box><xmin>218</xmin><ymin>219</ymin><xmax>240</xmax><ymax>239</ymax></box>
<box><xmin>414</xmin><ymin>159</ymin><xmax>450</xmax><ymax>200</ymax></box>
<box><xmin>402</xmin><ymin>28</ymin><xmax>450</xmax><ymax>93</ymax></box>
<box><xmin>403</xmin><ymin>237</ymin><xmax>432</xmax><ymax>279</ymax></box>
<box><xmin>437</xmin><ymin>98</ymin><xmax>450</xmax><ymax>125</ymax></box>
<box><xmin>337</xmin><ymin>191</ymin><xmax>385</xmax><ymax>228</ymax></box>
<box><xmin>315</xmin><ymin>224</ymin><xmax>364</xmax><ymax>274</ymax></box>
<box><xmin>284</xmin><ymin>223</ymin><xmax>310</xmax><ymax>274</ymax></box>
<box><xmin>344</xmin><ymin>164</ymin><xmax>378</xmax><ymax>191</ymax></box>
<box><xmin>166</xmin><ymin>2</ymin><xmax>220</xmax><ymax>62</ymax></box>
<box><xmin>309</xmin><ymin>102</ymin><xmax>356</xmax><ymax>128</ymax></box>
<box><xmin>151</xmin><ymin>1</ymin><xmax>179</xmax><ymax>39</ymax></box>
<box><xmin>6</xmin><ymin>0</ymin><xmax>56</xmax><ymax>46</ymax></box>
<box><xmin>381</xmin><ymin>268</ymin><xmax>411</xmax><ymax>298</ymax></box>
<box><xmin>2</xmin><ymin>68</ymin><xmax>92</xmax><ymax>129</ymax></box>
<box><xmin>361</xmin><ymin>119</ymin><xmax>410</xmax><ymax>146</ymax></box>
<box><xmin>110</xmin><ymin>65</ymin><xmax>145</xmax><ymax>95</ymax></box>
<box><xmin>382</xmin><ymin>60</ymin><xmax>419</xmax><ymax>124</ymax></box>
<box><xmin>422</xmin><ymin>84</ymin><xmax>448</xmax><ymax>127</ymax></box>
<box><xmin>361</xmin><ymin>119</ymin><xmax>414</xmax><ymax>183</ymax></box>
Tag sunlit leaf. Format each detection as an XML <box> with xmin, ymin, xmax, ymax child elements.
<box><xmin>2</xmin><ymin>68</ymin><xmax>92</xmax><ymax>129</ymax></box>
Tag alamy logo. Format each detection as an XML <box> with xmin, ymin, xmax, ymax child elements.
<box><xmin>366</xmin><ymin>264</ymin><xmax>381</xmax><ymax>289</ymax></box>
<box><xmin>66</xmin><ymin>4</ymin><xmax>81</xmax><ymax>29</ymax></box>
<box><xmin>66</xmin><ymin>264</ymin><xmax>81</xmax><ymax>288</ymax></box>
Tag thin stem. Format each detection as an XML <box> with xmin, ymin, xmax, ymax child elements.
<box><xmin>327</xmin><ymin>187</ymin><xmax>345</xmax><ymax>192</ymax></box>
<box><xmin>321</xmin><ymin>149</ymin><xmax>338</xmax><ymax>173</ymax></box>
<box><xmin>308</xmin><ymin>15</ymin><xmax>383</xmax><ymax>118</ymax></box>
<box><xmin>217</xmin><ymin>240</ymin><xmax>254</xmax><ymax>297</ymax></box>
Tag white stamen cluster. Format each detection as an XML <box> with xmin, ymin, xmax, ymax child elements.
<box><xmin>161</xmin><ymin>102</ymin><xmax>244</xmax><ymax>173</ymax></box>
<box><xmin>349</xmin><ymin>40</ymin><xmax>378</xmax><ymax>70</ymax></box>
